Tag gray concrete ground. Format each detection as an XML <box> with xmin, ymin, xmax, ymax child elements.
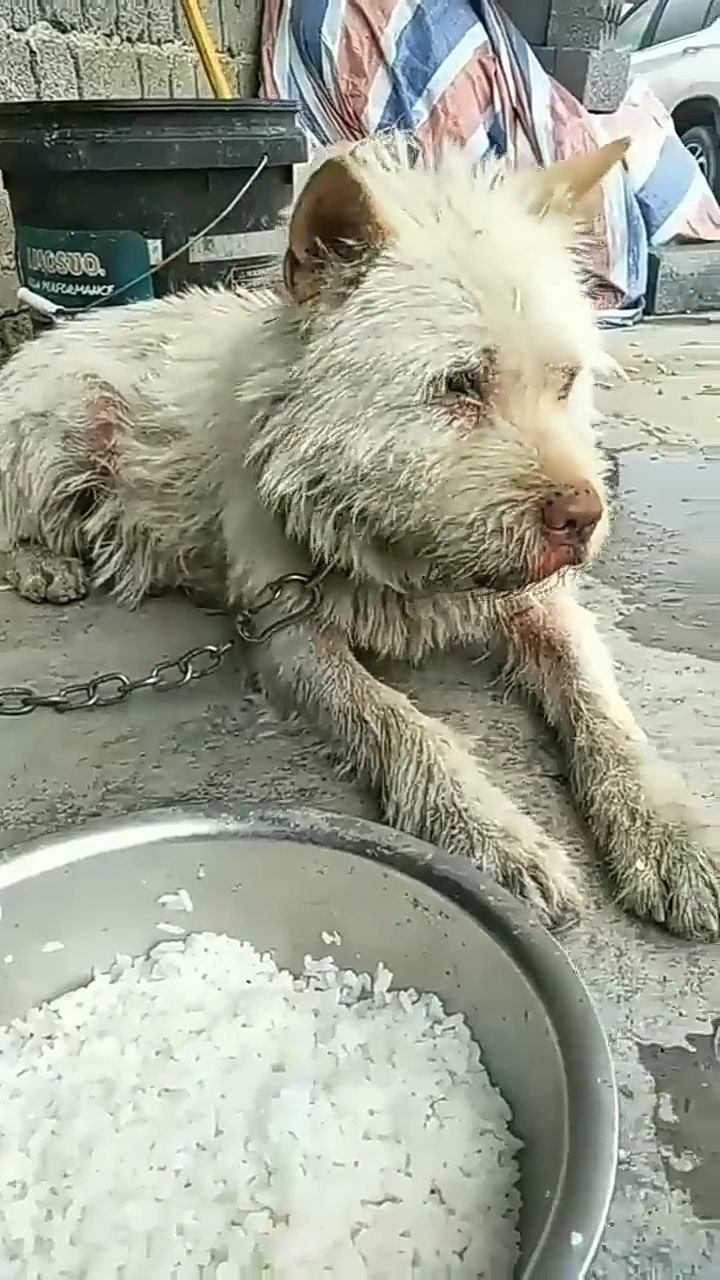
<box><xmin>0</xmin><ymin>317</ymin><xmax>718</xmax><ymax>1277</ymax></box>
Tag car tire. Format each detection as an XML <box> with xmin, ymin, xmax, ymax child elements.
<box><xmin>679</xmin><ymin>123</ymin><xmax>719</xmax><ymax>196</ymax></box>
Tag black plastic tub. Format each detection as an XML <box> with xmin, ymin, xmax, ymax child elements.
<box><xmin>0</xmin><ymin>99</ymin><xmax>307</xmax><ymax>313</ymax></box>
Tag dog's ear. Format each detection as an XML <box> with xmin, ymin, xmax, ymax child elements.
<box><xmin>284</xmin><ymin>153</ymin><xmax>391</xmax><ymax>303</ymax></box>
<box><xmin>525</xmin><ymin>137</ymin><xmax>631</xmax><ymax>220</ymax></box>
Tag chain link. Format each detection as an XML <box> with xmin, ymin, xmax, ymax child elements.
<box><xmin>0</xmin><ymin>641</ymin><xmax>235</xmax><ymax>716</ymax></box>
<box><xmin>0</xmin><ymin>571</ymin><xmax>322</xmax><ymax>717</ymax></box>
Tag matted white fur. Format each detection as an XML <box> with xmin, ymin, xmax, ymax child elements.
<box><xmin>0</xmin><ymin>933</ymin><xmax>521</xmax><ymax>1278</ymax></box>
<box><xmin>1</xmin><ymin>134</ymin><xmax>718</xmax><ymax>940</ymax></box>
<box><xmin>0</xmin><ymin>137</ymin><xmax>609</xmax><ymax>604</ymax></box>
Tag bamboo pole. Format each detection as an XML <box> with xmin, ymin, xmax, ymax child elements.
<box><xmin>181</xmin><ymin>0</ymin><xmax>233</xmax><ymax>100</ymax></box>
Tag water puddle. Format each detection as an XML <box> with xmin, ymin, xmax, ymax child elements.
<box><xmin>595</xmin><ymin>450</ymin><xmax>720</xmax><ymax>662</ymax></box>
<box><xmin>638</xmin><ymin>1021</ymin><xmax>720</xmax><ymax>1223</ymax></box>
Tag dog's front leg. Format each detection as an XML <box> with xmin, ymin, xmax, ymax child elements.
<box><xmin>254</xmin><ymin>624</ymin><xmax>581</xmax><ymax>929</ymax></box>
<box><xmin>497</xmin><ymin>590</ymin><xmax>720</xmax><ymax>940</ymax></box>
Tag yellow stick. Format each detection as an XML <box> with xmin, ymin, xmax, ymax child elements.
<box><xmin>181</xmin><ymin>0</ymin><xmax>233</xmax><ymax>100</ymax></box>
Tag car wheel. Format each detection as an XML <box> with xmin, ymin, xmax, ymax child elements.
<box><xmin>679</xmin><ymin>124</ymin><xmax>719</xmax><ymax>196</ymax></box>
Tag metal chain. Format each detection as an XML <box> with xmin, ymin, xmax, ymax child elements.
<box><xmin>0</xmin><ymin>641</ymin><xmax>235</xmax><ymax>716</ymax></box>
<box><xmin>0</xmin><ymin>572</ymin><xmax>322</xmax><ymax>717</ymax></box>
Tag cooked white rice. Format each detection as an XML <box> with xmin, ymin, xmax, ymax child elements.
<box><xmin>0</xmin><ymin>932</ymin><xmax>521</xmax><ymax>1278</ymax></box>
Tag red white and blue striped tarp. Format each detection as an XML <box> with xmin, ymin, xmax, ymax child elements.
<box><xmin>261</xmin><ymin>0</ymin><xmax>720</xmax><ymax>324</ymax></box>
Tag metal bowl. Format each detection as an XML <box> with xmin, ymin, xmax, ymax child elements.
<box><xmin>0</xmin><ymin>806</ymin><xmax>617</xmax><ymax>1278</ymax></box>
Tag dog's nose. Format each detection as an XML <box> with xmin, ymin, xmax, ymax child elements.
<box><xmin>542</xmin><ymin>487</ymin><xmax>603</xmax><ymax>541</ymax></box>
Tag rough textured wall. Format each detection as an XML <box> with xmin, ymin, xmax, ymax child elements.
<box><xmin>0</xmin><ymin>0</ymin><xmax>263</xmax><ymax>356</ymax></box>
<box><xmin>500</xmin><ymin>0</ymin><xmax>629</xmax><ymax>113</ymax></box>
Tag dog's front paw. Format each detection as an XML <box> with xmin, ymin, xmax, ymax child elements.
<box><xmin>432</xmin><ymin>800</ymin><xmax>582</xmax><ymax>932</ymax></box>
<box><xmin>498</xmin><ymin>836</ymin><xmax>582</xmax><ymax>934</ymax></box>
<box><xmin>612</xmin><ymin>807</ymin><xmax>720</xmax><ymax>942</ymax></box>
<box><xmin>4</xmin><ymin>549</ymin><xmax>88</xmax><ymax>605</ymax></box>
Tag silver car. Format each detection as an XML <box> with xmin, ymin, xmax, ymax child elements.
<box><xmin>614</xmin><ymin>0</ymin><xmax>720</xmax><ymax>193</ymax></box>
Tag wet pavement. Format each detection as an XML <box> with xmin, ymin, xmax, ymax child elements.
<box><xmin>0</xmin><ymin>317</ymin><xmax>718</xmax><ymax>1277</ymax></box>
<box><xmin>598</xmin><ymin>449</ymin><xmax>719</xmax><ymax>662</ymax></box>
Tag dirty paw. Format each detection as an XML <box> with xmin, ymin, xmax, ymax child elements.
<box><xmin>430</xmin><ymin>805</ymin><xmax>582</xmax><ymax>932</ymax></box>
<box><xmin>497</xmin><ymin>841</ymin><xmax>583</xmax><ymax>933</ymax></box>
<box><xmin>613</xmin><ymin>815</ymin><xmax>720</xmax><ymax>942</ymax></box>
<box><xmin>4</xmin><ymin>549</ymin><xmax>88</xmax><ymax>604</ymax></box>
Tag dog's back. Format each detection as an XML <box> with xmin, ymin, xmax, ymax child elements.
<box><xmin>0</xmin><ymin>284</ymin><xmax>275</xmax><ymax>445</ymax></box>
<box><xmin>0</xmin><ymin>284</ymin><xmax>278</xmax><ymax>603</ymax></box>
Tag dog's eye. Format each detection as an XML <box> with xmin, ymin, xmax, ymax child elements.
<box><xmin>444</xmin><ymin>369</ymin><xmax>480</xmax><ymax>399</ymax></box>
<box><xmin>434</xmin><ymin>349</ymin><xmax>497</xmax><ymax>409</ymax></box>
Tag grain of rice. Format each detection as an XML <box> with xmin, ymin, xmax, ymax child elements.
<box><xmin>0</xmin><ymin>932</ymin><xmax>521</xmax><ymax>1278</ymax></box>
<box><xmin>157</xmin><ymin>889</ymin><xmax>194</xmax><ymax>913</ymax></box>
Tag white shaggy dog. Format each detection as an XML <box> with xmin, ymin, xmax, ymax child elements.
<box><xmin>1</xmin><ymin>135</ymin><xmax>718</xmax><ymax>938</ymax></box>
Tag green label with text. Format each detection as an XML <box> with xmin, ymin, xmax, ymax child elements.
<box><xmin>15</xmin><ymin>226</ymin><xmax>159</xmax><ymax>309</ymax></box>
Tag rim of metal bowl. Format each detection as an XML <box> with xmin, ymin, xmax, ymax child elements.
<box><xmin>0</xmin><ymin>804</ymin><xmax>618</xmax><ymax>1279</ymax></box>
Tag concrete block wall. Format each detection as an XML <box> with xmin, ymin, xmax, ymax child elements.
<box><xmin>500</xmin><ymin>0</ymin><xmax>629</xmax><ymax>115</ymax></box>
<box><xmin>0</xmin><ymin>0</ymin><xmax>263</xmax><ymax>357</ymax></box>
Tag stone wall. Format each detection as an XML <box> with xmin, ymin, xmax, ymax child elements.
<box><xmin>500</xmin><ymin>0</ymin><xmax>629</xmax><ymax>114</ymax></box>
<box><xmin>0</xmin><ymin>0</ymin><xmax>263</xmax><ymax>356</ymax></box>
